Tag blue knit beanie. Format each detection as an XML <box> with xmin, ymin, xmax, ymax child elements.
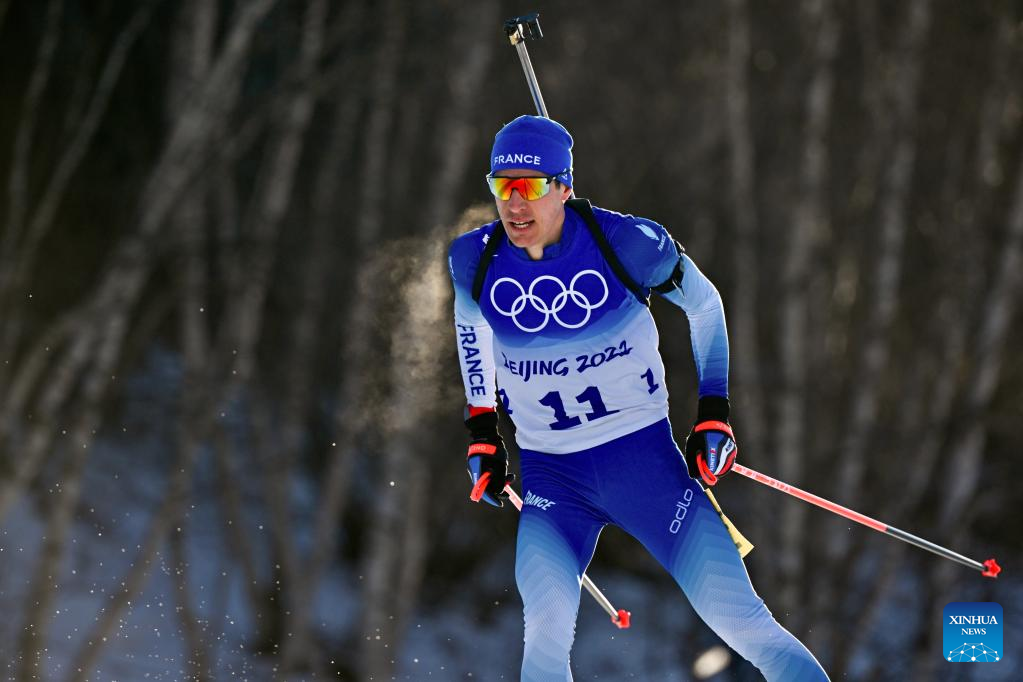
<box><xmin>490</xmin><ymin>115</ymin><xmax>573</xmax><ymax>187</ymax></box>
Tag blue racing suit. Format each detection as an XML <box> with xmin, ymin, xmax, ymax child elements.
<box><xmin>449</xmin><ymin>204</ymin><xmax>828</xmax><ymax>681</ymax></box>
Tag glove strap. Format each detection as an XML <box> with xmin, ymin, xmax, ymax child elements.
<box><xmin>470</xmin><ymin>471</ymin><xmax>492</xmax><ymax>502</ymax></box>
<box><xmin>467</xmin><ymin>443</ymin><xmax>498</xmax><ymax>457</ymax></box>
<box><xmin>694</xmin><ymin>420</ymin><xmax>734</xmax><ymax>439</ymax></box>
<box><xmin>697</xmin><ymin>454</ymin><xmax>717</xmax><ymax>485</ymax></box>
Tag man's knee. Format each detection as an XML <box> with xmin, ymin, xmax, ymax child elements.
<box><xmin>516</xmin><ymin>529</ymin><xmax>584</xmax><ymax>638</ymax></box>
<box><xmin>516</xmin><ymin>548</ymin><xmax>582</xmax><ymax>623</ymax></box>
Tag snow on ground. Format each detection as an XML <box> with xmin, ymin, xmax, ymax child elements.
<box><xmin>396</xmin><ymin>556</ymin><xmax>730</xmax><ymax>681</ymax></box>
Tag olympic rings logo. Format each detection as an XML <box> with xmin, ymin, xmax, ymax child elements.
<box><xmin>490</xmin><ymin>270</ymin><xmax>609</xmax><ymax>332</ymax></box>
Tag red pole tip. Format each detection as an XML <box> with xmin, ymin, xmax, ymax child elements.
<box><xmin>982</xmin><ymin>558</ymin><xmax>1001</xmax><ymax>578</ymax></box>
<box><xmin>614</xmin><ymin>609</ymin><xmax>631</xmax><ymax>629</ymax></box>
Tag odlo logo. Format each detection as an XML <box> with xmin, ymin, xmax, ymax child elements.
<box><xmin>943</xmin><ymin>602</ymin><xmax>1002</xmax><ymax>663</ymax></box>
<box><xmin>668</xmin><ymin>489</ymin><xmax>694</xmax><ymax>534</ymax></box>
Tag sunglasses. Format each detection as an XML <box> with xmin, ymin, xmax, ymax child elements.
<box><xmin>485</xmin><ymin>174</ymin><xmax>562</xmax><ymax>201</ymax></box>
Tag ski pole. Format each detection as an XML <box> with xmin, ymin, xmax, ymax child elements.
<box><xmin>471</xmin><ymin>472</ymin><xmax>631</xmax><ymax>628</ymax></box>
<box><xmin>504</xmin><ymin>14</ymin><xmax>549</xmax><ymax>117</ymax></box>
<box><xmin>731</xmin><ymin>463</ymin><xmax>1001</xmax><ymax>578</ymax></box>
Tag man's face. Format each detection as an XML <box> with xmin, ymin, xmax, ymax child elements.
<box><xmin>493</xmin><ymin>168</ymin><xmax>572</xmax><ymax>258</ymax></box>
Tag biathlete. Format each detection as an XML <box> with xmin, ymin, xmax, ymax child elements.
<box><xmin>448</xmin><ymin>115</ymin><xmax>829</xmax><ymax>681</ymax></box>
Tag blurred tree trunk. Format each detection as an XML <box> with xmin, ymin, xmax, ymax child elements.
<box><xmin>278</xmin><ymin>55</ymin><xmax>366</xmax><ymax>681</ymax></box>
<box><xmin>807</xmin><ymin>0</ymin><xmax>931</xmax><ymax>653</ymax></box>
<box><xmin>275</xmin><ymin>2</ymin><xmax>374</xmax><ymax>673</ymax></box>
<box><xmin>215</xmin><ymin>0</ymin><xmax>330</xmax><ymax>673</ymax></box>
<box><xmin>311</xmin><ymin>0</ymin><xmax>408</xmax><ymax>671</ymax></box>
<box><xmin>834</xmin><ymin>13</ymin><xmax>1016</xmax><ymax>672</ymax></box>
<box><xmin>0</xmin><ymin>1</ymin><xmax>154</xmax><ymax>521</ymax></box>
<box><xmin>166</xmin><ymin>1</ymin><xmax>219</xmax><ymax>678</ymax></box>
<box><xmin>0</xmin><ymin>1</ymin><xmax>156</xmax><ymax>403</ymax></box>
<box><xmin>171</xmin><ymin>522</ymin><xmax>212</xmax><ymax>679</ymax></box>
<box><xmin>11</xmin><ymin>6</ymin><xmax>159</xmax><ymax>680</ymax></box>
<box><xmin>722</xmin><ymin>0</ymin><xmax>771</xmax><ymax>572</ymax></box>
<box><xmin>824</xmin><ymin>0</ymin><xmax>930</xmax><ymax>557</ymax></box>
<box><xmin>775</xmin><ymin>0</ymin><xmax>839</xmax><ymax>623</ymax></box>
<box><xmin>816</xmin><ymin>5</ymin><xmax>876</xmax><ymax>451</ymax></box>
<box><xmin>357</xmin><ymin>3</ymin><xmax>498</xmax><ymax>679</ymax></box>
<box><xmin>832</xmin><ymin>135</ymin><xmax>967</xmax><ymax>673</ymax></box>
<box><xmin>207</xmin><ymin>156</ymin><xmax>271</xmax><ymax>633</ymax></box>
<box><xmin>327</xmin><ymin>0</ymin><xmax>408</xmax><ymax>555</ymax></box>
<box><xmin>213</xmin><ymin>418</ymin><xmax>267</xmax><ymax>621</ymax></box>
<box><xmin>15</xmin><ymin>303</ymin><xmax>129</xmax><ymax>682</ymax></box>
<box><xmin>63</xmin><ymin>2</ymin><xmax>281</xmax><ymax>677</ymax></box>
<box><xmin>203</xmin><ymin>0</ymin><xmax>325</xmax><ymax>659</ymax></box>
<box><xmin>0</xmin><ymin>0</ymin><xmax>61</xmax><ymax>391</ymax></box>
<box><xmin>0</xmin><ymin>0</ymin><xmax>273</xmax><ymax>526</ymax></box>
<box><xmin>913</xmin><ymin>122</ymin><xmax>1023</xmax><ymax>682</ymax></box>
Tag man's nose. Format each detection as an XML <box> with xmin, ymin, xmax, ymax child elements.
<box><xmin>507</xmin><ymin>190</ymin><xmax>528</xmax><ymax>209</ymax></box>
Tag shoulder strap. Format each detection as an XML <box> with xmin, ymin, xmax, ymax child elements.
<box><xmin>566</xmin><ymin>198</ymin><xmax>650</xmax><ymax>305</ymax></box>
<box><xmin>471</xmin><ymin>222</ymin><xmax>504</xmax><ymax>303</ymax></box>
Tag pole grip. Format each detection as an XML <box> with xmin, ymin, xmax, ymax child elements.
<box><xmin>504</xmin><ymin>13</ymin><xmax>543</xmax><ymax>44</ymax></box>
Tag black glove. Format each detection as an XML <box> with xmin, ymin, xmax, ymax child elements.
<box><xmin>465</xmin><ymin>407</ymin><xmax>514</xmax><ymax>507</ymax></box>
<box><xmin>685</xmin><ymin>396</ymin><xmax>738</xmax><ymax>486</ymax></box>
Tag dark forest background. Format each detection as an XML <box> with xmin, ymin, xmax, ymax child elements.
<box><xmin>1</xmin><ymin>0</ymin><xmax>1021</xmax><ymax>680</ymax></box>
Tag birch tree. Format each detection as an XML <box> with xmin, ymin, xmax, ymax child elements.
<box><xmin>775</xmin><ymin>0</ymin><xmax>839</xmax><ymax>622</ymax></box>
<box><xmin>806</xmin><ymin>0</ymin><xmax>932</xmax><ymax>652</ymax></box>
<box><xmin>722</xmin><ymin>0</ymin><xmax>774</xmax><ymax>575</ymax></box>
<box><xmin>357</xmin><ymin>3</ymin><xmax>499</xmax><ymax>678</ymax></box>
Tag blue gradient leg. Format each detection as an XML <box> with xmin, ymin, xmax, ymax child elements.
<box><xmin>597</xmin><ymin>423</ymin><xmax>829</xmax><ymax>681</ymax></box>
<box><xmin>515</xmin><ymin>500</ymin><xmax>603</xmax><ymax>682</ymax></box>
<box><xmin>666</xmin><ymin>496</ymin><xmax>829</xmax><ymax>680</ymax></box>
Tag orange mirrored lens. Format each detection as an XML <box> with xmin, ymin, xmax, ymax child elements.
<box><xmin>487</xmin><ymin>176</ymin><xmax>551</xmax><ymax>201</ymax></box>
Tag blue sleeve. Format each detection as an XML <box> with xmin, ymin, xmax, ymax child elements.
<box><xmin>660</xmin><ymin>254</ymin><xmax>729</xmax><ymax>397</ymax></box>
<box><xmin>448</xmin><ymin>228</ymin><xmax>485</xmax><ymax>320</ymax></box>
<box><xmin>449</xmin><ymin>226</ymin><xmax>498</xmax><ymax>407</ymax></box>
<box><xmin>605</xmin><ymin>211</ymin><xmax>729</xmax><ymax>398</ymax></box>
